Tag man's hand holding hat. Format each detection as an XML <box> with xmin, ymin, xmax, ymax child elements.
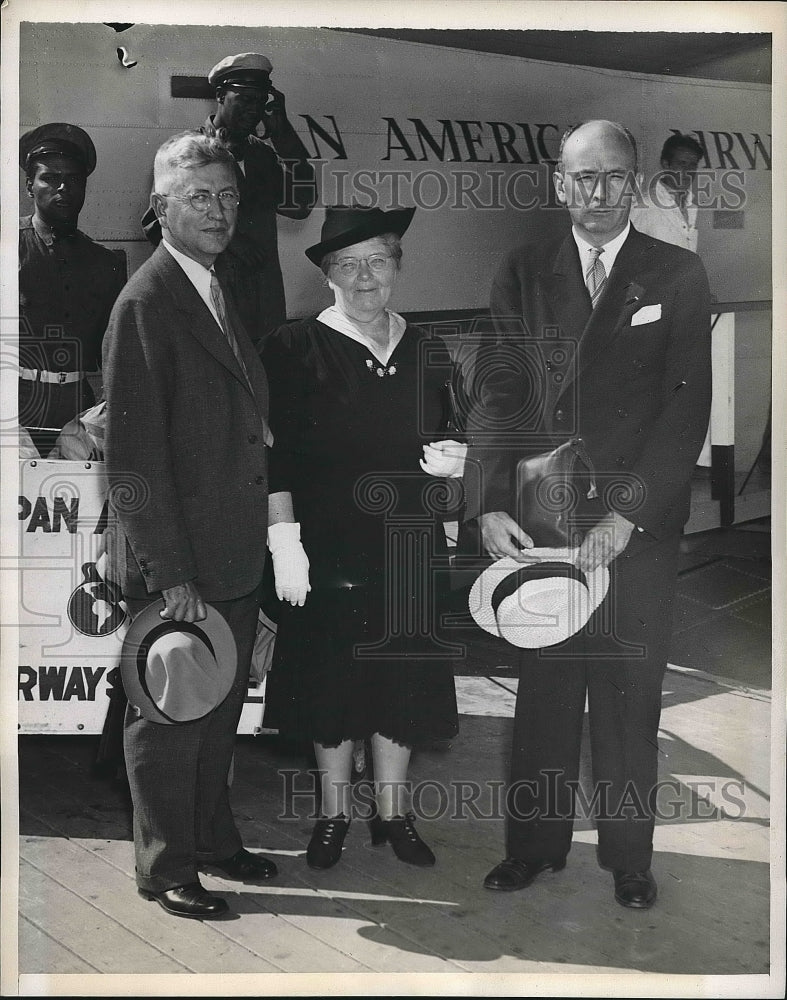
<box><xmin>479</xmin><ymin>511</ymin><xmax>535</xmax><ymax>561</ymax></box>
<box><xmin>577</xmin><ymin>510</ymin><xmax>636</xmax><ymax>573</ymax></box>
<box><xmin>161</xmin><ymin>581</ymin><xmax>208</xmax><ymax>622</ymax></box>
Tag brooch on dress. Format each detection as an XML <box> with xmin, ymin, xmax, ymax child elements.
<box><xmin>365</xmin><ymin>358</ymin><xmax>397</xmax><ymax>377</ymax></box>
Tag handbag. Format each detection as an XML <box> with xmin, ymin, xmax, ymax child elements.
<box><xmin>443</xmin><ymin>377</ymin><xmax>463</xmax><ymax>435</ymax></box>
<box><xmin>515</xmin><ymin>437</ymin><xmax>598</xmax><ymax>547</ymax></box>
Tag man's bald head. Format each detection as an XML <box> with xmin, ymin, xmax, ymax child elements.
<box><xmin>553</xmin><ymin>120</ymin><xmax>640</xmax><ymax>248</ymax></box>
<box><xmin>557</xmin><ymin>120</ymin><xmax>638</xmax><ymax>173</ymax></box>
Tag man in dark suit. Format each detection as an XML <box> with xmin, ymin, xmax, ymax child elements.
<box><xmin>466</xmin><ymin>120</ymin><xmax>712</xmax><ymax>909</ymax></box>
<box><xmin>103</xmin><ymin>131</ymin><xmax>279</xmax><ymax>920</ymax></box>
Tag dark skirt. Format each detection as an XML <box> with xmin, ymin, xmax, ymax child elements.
<box><xmin>264</xmin><ymin>580</ymin><xmax>459</xmax><ymax>747</ymax></box>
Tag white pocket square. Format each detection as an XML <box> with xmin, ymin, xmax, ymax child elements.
<box><xmin>631</xmin><ymin>304</ymin><xmax>662</xmax><ymax>326</ymax></box>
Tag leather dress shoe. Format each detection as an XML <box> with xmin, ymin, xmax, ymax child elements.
<box><xmin>138</xmin><ymin>881</ymin><xmax>229</xmax><ymax>919</ymax></box>
<box><xmin>613</xmin><ymin>869</ymin><xmax>657</xmax><ymax>909</ymax></box>
<box><xmin>483</xmin><ymin>857</ymin><xmax>566</xmax><ymax>892</ymax></box>
<box><xmin>203</xmin><ymin>847</ymin><xmax>278</xmax><ymax>882</ymax></box>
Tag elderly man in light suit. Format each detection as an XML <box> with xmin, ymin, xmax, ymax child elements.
<box><xmin>103</xmin><ymin>131</ymin><xmax>308</xmax><ymax>919</ymax></box>
<box><xmin>466</xmin><ymin>120</ymin><xmax>712</xmax><ymax>909</ymax></box>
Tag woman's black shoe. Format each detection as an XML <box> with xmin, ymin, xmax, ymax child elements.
<box><xmin>306</xmin><ymin>815</ymin><xmax>350</xmax><ymax>870</ymax></box>
<box><xmin>367</xmin><ymin>811</ymin><xmax>388</xmax><ymax>845</ymax></box>
<box><xmin>373</xmin><ymin>813</ymin><xmax>436</xmax><ymax>866</ymax></box>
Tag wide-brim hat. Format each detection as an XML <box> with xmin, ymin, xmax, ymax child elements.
<box><xmin>208</xmin><ymin>52</ymin><xmax>273</xmax><ymax>89</ymax></box>
<box><xmin>469</xmin><ymin>548</ymin><xmax>609</xmax><ymax>649</ymax></box>
<box><xmin>20</xmin><ymin>123</ymin><xmax>97</xmax><ymax>175</ymax></box>
<box><xmin>120</xmin><ymin>603</ymin><xmax>237</xmax><ymax>724</ymax></box>
<box><xmin>305</xmin><ymin>205</ymin><xmax>416</xmax><ymax>266</ymax></box>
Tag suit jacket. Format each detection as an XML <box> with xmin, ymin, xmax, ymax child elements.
<box><xmin>466</xmin><ymin>225</ymin><xmax>712</xmax><ymax>546</ymax></box>
<box><xmin>102</xmin><ymin>245</ymin><xmax>271</xmax><ymax>601</ymax></box>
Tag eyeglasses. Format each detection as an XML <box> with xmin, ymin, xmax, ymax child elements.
<box><xmin>330</xmin><ymin>254</ymin><xmax>394</xmax><ymax>276</ymax></box>
<box><xmin>161</xmin><ymin>190</ymin><xmax>240</xmax><ymax>213</ymax></box>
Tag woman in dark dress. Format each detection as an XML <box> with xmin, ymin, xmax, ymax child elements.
<box><xmin>262</xmin><ymin>206</ymin><xmax>466</xmax><ymax>870</ymax></box>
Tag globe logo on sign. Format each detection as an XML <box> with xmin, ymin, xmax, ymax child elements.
<box><xmin>67</xmin><ymin>563</ymin><xmax>128</xmax><ymax>637</ymax></box>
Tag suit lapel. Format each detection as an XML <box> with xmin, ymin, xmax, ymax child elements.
<box><xmin>152</xmin><ymin>246</ymin><xmax>254</xmax><ymax>396</ymax></box>
<box><xmin>561</xmin><ymin>228</ymin><xmax>653</xmax><ymax>393</ymax></box>
<box><xmin>224</xmin><ymin>288</ymin><xmax>270</xmax><ymax>412</ymax></box>
<box><xmin>543</xmin><ymin>236</ymin><xmax>592</xmax><ymax>344</ymax></box>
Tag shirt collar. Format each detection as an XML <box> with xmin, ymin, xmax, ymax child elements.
<box><xmin>572</xmin><ymin>221</ymin><xmax>631</xmax><ymax>276</ymax></box>
<box><xmin>30</xmin><ymin>213</ymin><xmax>78</xmax><ymax>246</ymax></box>
<box><xmin>654</xmin><ymin>176</ymin><xmax>695</xmax><ymax>208</ymax></box>
<box><xmin>317</xmin><ymin>305</ymin><xmax>406</xmax><ymax>365</ymax></box>
<box><xmin>161</xmin><ymin>238</ymin><xmax>214</xmax><ymax>295</ymax></box>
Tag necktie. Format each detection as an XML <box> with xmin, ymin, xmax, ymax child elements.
<box><xmin>210</xmin><ymin>271</ymin><xmax>274</xmax><ymax>447</ymax></box>
<box><xmin>210</xmin><ymin>270</ymin><xmax>251</xmax><ymax>385</ymax></box>
<box><xmin>585</xmin><ymin>247</ymin><xmax>607</xmax><ymax>307</ymax></box>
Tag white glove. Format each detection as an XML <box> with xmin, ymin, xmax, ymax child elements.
<box><xmin>267</xmin><ymin>521</ymin><xmax>311</xmax><ymax>606</ymax></box>
<box><xmin>420</xmin><ymin>440</ymin><xmax>467</xmax><ymax>478</ymax></box>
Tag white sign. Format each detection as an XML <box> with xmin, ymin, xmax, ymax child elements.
<box><xmin>17</xmin><ymin>460</ymin><xmax>272</xmax><ymax>735</ymax></box>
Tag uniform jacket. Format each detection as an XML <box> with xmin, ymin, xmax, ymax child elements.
<box><xmin>102</xmin><ymin>245</ymin><xmax>271</xmax><ymax>600</ymax></box>
<box><xmin>19</xmin><ymin>215</ymin><xmax>126</xmax><ymax>372</ymax></box>
<box><xmin>466</xmin><ymin>225</ymin><xmax>712</xmax><ymax>545</ymax></box>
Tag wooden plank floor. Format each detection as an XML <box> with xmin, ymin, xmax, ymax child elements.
<box><xmin>15</xmin><ymin>662</ymin><xmax>773</xmax><ymax>990</ymax></box>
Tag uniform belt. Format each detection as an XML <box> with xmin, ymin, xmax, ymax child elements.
<box><xmin>19</xmin><ymin>368</ymin><xmax>85</xmax><ymax>384</ymax></box>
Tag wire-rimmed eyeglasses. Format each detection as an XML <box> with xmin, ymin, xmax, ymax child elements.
<box><xmin>160</xmin><ymin>190</ymin><xmax>240</xmax><ymax>213</ymax></box>
<box><xmin>329</xmin><ymin>254</ymin><xmax>394</xmax><ymax>276</ymax></box>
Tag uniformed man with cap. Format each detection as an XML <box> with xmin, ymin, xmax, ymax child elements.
<box><xmin>142</xmin><ymin>52</ymin><xmax>317</xmax><ymax>342</ymax></box>
<box><xmin>19</xmin><ymin>123</ymin><xmax>126</xmax><ymax>450</ymax></box>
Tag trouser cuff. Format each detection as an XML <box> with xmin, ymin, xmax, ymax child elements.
<box><xmin>135</xmin><ymin>864</ymin><xmax>199</xmax><ymax>893</ymax></box>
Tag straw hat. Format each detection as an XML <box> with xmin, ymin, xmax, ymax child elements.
<box><xmin>468</xmin><ymin>548</ymin><xmax>609</xmax><ymax>649</ymax></box>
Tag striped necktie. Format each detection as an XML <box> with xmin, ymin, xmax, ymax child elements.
<box><xmin>585</xmin><ymin>247</ymin><xmax>607</xmax><ymax>307</ymax></box>
<box><xmin>210</xmin><ymin>271</ymin><xmax>274</xmax><ymax>447</ymax></box>
<box><xmin>210</xmin><ymin>270</ymin><xmax>251</xmax><ymax>386</ymax></box>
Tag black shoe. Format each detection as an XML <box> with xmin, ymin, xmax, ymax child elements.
<box><xmin>138</xmin><ymin>881</ymin><xmax>229</xmax><ymax>919</ymax></box>
<box><xmin>613</xmin><ymin>869</ymin><xmax>657</xmax><ymax>909</ymax></box>
<box><xmin>367</xmin><ymin>811</ymin><xmax>388</xmax><ymax>846</ymax></box>
<box><xmin>307</xmin><ymin>815</ymin><xmax>350</xmax><ymax>870</ymax></box>
<box><xmin>203</xmin><ymin>847</ymin><xmax>278</xmax><ymax>882</ymax></box>
<box><xmin>375</xmin><ymin>813</ymin><xmax>436</xmax><ymax>867</ymax></box>
<box><xmin>483</xmin><ymin>857</ymin><xmax>566</xmax><ymax>892</ymax></box>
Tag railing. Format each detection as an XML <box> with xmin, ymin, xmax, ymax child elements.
<box><xmin>706</xmin><ymin>301</ymin><xmax>771</xmax><ymax>526</ymax></box>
